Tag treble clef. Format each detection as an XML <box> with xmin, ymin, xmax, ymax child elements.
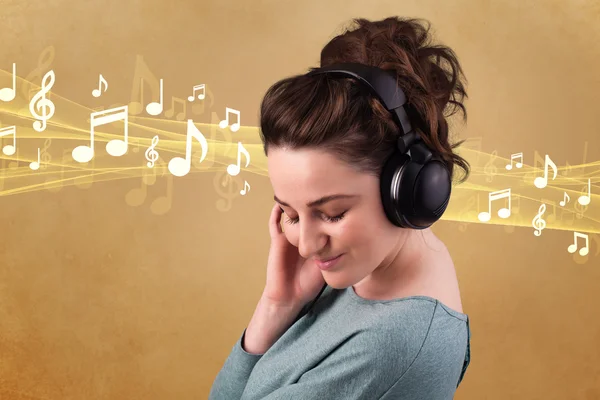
<box><xmin>145</xmin><ymin>135</ymin><xmax>160</xmax><ymax>168</ymax></box>
<box><xmin>29</xmin><ymin>70</ymin><xmax>56</xmax><ymax>132</ymax></box>
<box><xmin>532</xmin><ymin>203</ymin><xmax>546</xmax><ymax>237</ymax></box>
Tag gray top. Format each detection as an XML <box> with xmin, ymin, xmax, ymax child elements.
<box><xmin>209</xmin><ymin>285</ymin><xmax>471</xmax><ymax>400</ymax></box>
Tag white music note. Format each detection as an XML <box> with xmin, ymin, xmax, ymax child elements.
<box><xmin>73</xmin><ymin>105</ymin><xmax>129</xmax><ymax>163</ymax></box>
<box><xmin>567</xmin><ymin>231</ymin><xmax>589</xmax><ymax>257</ymax></box>
<box><xmin>227</xmin><ymin>142</ymin><xmax>250</xmax><ymax>176</ymax></box>
<box><xmin>505</xmin><ymin>152</ymin><xmax>523</xmax><ymax>170</ymax></box>
<box><xmin>168</xmin><ymin>119</ymin><xmax>208</xmax><ymax>177</ymax></box>
<box><xmin>0</xmin><ymin>63</ymin><xmax>16</xmax><ymax>102</ymax></box>
<box><xmin>559</xmin><ymin>192</ymin><xmax>570</xmax><ymax>207</ymax></box>
<box><xmin>240</xmin><ymin>180</ymin><xmax>250</xmax><ymax>195</ymax></box>
<box><xmin>577</xmin><ymin>178</ymin><xmax>591</xmax><ymax>206</ymax></box>
<box><xmin>477</xmin><ymin>188</ymin><xmax>511</xmax><ymax>222</ymax></box>
<box><xmin>92</xmin><ymin>74</ymin><xmax>108</xmax><ymax>97</ymax></box>
<box><xmin>29</xmin><ymin>148</ymin><xmax>41</xmax><ymax>171</ymax></box>
<box><xmin>0</xmin><ymin>125</ymin><xmax>17</xmax><ymax>156</ymax></box>
<box><xmin>219</xmin><ymin>107</ymin><xmax>241</xmax><ymax>132</ymax></box>
<box><xmin>188</xmin><ymin>84</ymin><xmax>205</xmax><ymax>101</ymax></box>
<box><xmin>146</xmin><ymin>78</ymin><xmax>163</xmax><ymax>115</ymax></box>
<box><xmin>534</xmin><ymin>154</ymin><xmax>557</xmax><ymax>189</ymax></box>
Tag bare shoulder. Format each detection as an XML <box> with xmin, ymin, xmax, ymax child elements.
<box><xmin>422</xmin><ymin>246</ymin><xmax>464</xmax><ymax>314</ymax></box>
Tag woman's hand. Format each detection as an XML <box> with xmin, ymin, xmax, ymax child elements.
<box><xmin>261</xmin><ymin>203</ymin><xmax>326</xmax><ymax>309</ymax></box>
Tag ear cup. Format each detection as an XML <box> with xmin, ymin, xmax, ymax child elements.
<box><xmin>380</xmin><ymin>150</ymin><xmax>451</xmax><ymax>229</ymax></box>
<box><xmin>379</xmin><ymin>150</ymin><xmax>411</xmax><ymax>228</ymax></box>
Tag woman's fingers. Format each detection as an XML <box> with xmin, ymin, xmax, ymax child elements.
<box><xmin>269</xmin><ymin>202</ymin><xmax>284</xmax><ymax>238</ymax></box>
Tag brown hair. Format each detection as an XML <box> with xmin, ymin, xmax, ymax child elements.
<box><xmin>259</xmin><ymin>16</ymin><xmax>470</xmax><ymax>184</ymax></box>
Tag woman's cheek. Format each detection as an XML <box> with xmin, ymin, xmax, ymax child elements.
<box><xmin>284</xmin><ymin>229</ymin><xmax>299</xmax><ymax>247</ymax></box>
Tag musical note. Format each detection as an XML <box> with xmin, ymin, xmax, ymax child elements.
<box><xmin>29</xmin><ymin>70</ymin><xmax>56</xmax><ymax>132</ymax></box>
<box><xmin>188</xmin><ymin>84</ymin><xmax>205</xmax><ymax>101</ymax></box>
<box><xmin>483</xmin><ymin>150</ymin><xmax>497</xmax><ymax>182</ymax></box>
<box><xmin>126</xmin><ymin>161</ymin><xmax>158</xmax><ymax>206</ymax></box>
<box><xmin>577</xmin><ymin>178</ymin><xmax>591</xmax><ymax>206</ymax></box>
<box><xmin>227</xmin><ymin>142</ymin><xmax>250</xmax><ymax>176</ymax></box>
<box><xmin>0</xmin><ymin>125</ymin><xmax>16</xmax><ymax>156</ymax></box>
<box><xmin>523</xmin><ymin>150</ymin><xmax>545</xmax><ymax>184</ymax></box>
<box><xmin>568</xmin><ymin>231</ymin><xmax>589</xmax><ymax>257</ymax></box>
<box><xmin>559</xmin><ymin>192</ymin><xmax>570</xmax><ymax>207</ymax></box>
<box><xmin>219</xmin><ymin>107</ymin><xmax>241</xmax><ymax>132</ymax></box>
<box><xmin>73</xmin><ymin>105</ymin><xmax>129</xmax><ymax>163</ymax></box>
<box><xmin>505</xmin><ymin>152</ymin><xmax>523</xmax><ymax>170</ymax></box>
<box><xmin>240</xmin><ymin>180</ymin><xmax>250</xmax><ymax>195</ymax></box>
<box><xmin>146</xmin><ymin>78</ymin><xmax>163</xmax><ymax>116</ymax></box>
<box><xmin>29</xmin><ymin>148</ymin><xmax>41</xmax><ymax>171</ymax></box>
<box><xmin>532</xmin><ymin>204</ymin><xmax>546</xmax><ymax>236</ymax></box>
<box><xmin>92</xmin><ymin>74</ymin><xmax>108</xmax><ymax>97</ymax></box>
<box><xmin>214</xmin><ymin>170</ymin><xmax>241</xmax><ymax>212</ymax></box>
<box><xmin>128</xmin><ymin>55</ymin><xmax>160</xmax><ymax>115</ymax></box>
<box><xmin>40</xmin><ymin>138</ymin><xmax>52</xmax><ymax>170</ymax></box>
<box><xmin>168</xmin><ymin>119</ymin><xmax>208</xmax><ymax>177</ymax></box>
<box><xmin>541</xmin><ymin>198</ymin><xmax>557</xmax><ymax>224</ymax></box>
<box><xmin>533</xmin><ymin>154</ymin><xmax>557</xmax><ymax>189</ymax></box>
<box><xmin>477</xmin><ymin>188</ymin><xmax>511</xmax><ymax>222</ymax></box>
<box><xmin>164</xmin><ymin>96</ymin><xmax>187</xmax><ymax>120</ymax></box>
<box><xmin>0</xmin><ymin>63</ymin><xmax>16</xmax><ymax>102</ymax></box>
<box><xmin>151</xmin><ymin>167</ymin><xmax>174</xmax><ymax>216</ymax></box>
<box><xmin>145</xmin><ymin>135</ymin><xmax>160</xmax><ymax>168</ymax></box>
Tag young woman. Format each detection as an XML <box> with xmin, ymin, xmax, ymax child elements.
<box><xmin>210</xmin><ymin>16</ymin><xmax>472</xmax><ymax>400</ymax></box>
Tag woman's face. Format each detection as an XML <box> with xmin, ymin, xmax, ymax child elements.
<box><xmin>267</xmin><ymin>147</ymin><xmax>406</xmax><ymax>289</ymax></box>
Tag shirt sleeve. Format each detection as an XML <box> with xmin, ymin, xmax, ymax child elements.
<box><xmin>257</xmin><ymin>330</ymin><xmax>410</xmax><ymax>400</ymax></box>
<box><xmin>208</xmin><ymin>328</ymin><xmax>263</xmax><ymax>400</ymax></box>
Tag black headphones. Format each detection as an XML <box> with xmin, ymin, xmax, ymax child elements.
<box><xmin>306</xmin><ymin>62</ymin><xmax>452</xmax><ymax>230</ymax></box>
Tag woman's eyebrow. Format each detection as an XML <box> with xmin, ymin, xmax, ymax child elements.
<box><xmin>274</xmin><ymin>194</ymin><xmax>358</xmax><ymax>208</ymax></box>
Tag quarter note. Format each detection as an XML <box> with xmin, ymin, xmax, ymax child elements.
<box><xmin>167</xmin><ymin>119</ymin><xmax>208</xmax><ymax>177</ymax></box>
<box><xmin>0</xmin><ymin>125</ymin><xmax>16</xmax><ymax>156</ymax></box>
<box><xmin>227</xmin><ymin>141</ymin><xmax>250</xmax><ymax>176</ymax></box>
<box><xmin>505</xmin><ymin>152</ymin><xmax>523</xmax><ymax>170</ymax></box>
<box><xmin>73</xmin><ymin>105</ymin><xmax>129</xmax><ymax>163</ymax></box>
<box><xmin>533</xmin><ymin>154</ymin><xmax>557</xmax><ymax>189</ymax></box>
<box><xmin>188</xmin><ymin>84</ymin><xmax>205</xmax><ymax>101</ymax></box>
<box><xmin>477</xmin><ymin>188</ymin><xmax>511</xmax><ymax>222</ymax></box>
<box><xmin>0</xmin><ymin>63</ymin><xmax>16</xmax><ymax>102</ymax></box>
<box><xmin>29</xmin><ymin>148</ymin><xmax>41</xmax><ymax>171</ymax></box>
<box><xmin>219</xmin><ymin>107</ymin><xmax>241</xmax><ymax>132</ymax></box>
<box><xmin>567</xmin><ymin>231</ymin><xmax>589</xmax><ymax>257</ymax></box>
<box><xmin>92</xmin><ymin>74</ymin><xmax>108</xmax><ymax>97</ymax></box>
<box><xmin>146</xmin><ymin>78</ymin><xmax>163</xmax><ymax>116</ymax></box>
<box><xmin>577</xmin><ymin>178</ymin><xmax>591</xmax><ymax>206</ymax></box>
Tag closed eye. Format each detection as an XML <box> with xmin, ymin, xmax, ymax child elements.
<box><xmin>283</xmin><ymin>209</ymin><xmax>347</xmax><ymax>225</ymax></box>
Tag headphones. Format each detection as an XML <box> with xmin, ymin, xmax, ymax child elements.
<box><xmin>306</xmin><ymin>62</ymin><xmax>452</xmax><ymax>230</ymax></box>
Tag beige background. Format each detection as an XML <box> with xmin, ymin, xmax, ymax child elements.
<box><xmin>1</xmin><ymin>0</ymin><xmax>600</xmax><ymax>399</ymax></box>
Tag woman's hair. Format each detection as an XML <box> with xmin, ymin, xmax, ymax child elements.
<box><xmin>259</xmin><ymin>16</ymin><xmax>470</xmax><ymax>184</ymax></box>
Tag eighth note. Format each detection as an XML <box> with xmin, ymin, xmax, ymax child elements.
<box><xmin>0</xmin><ymin>125</ymin><xmax>16</xmax><ymax>156</ymax></box>
<box><xmin>92</xmin><ymin>74</ymin><xmax>108</xmax><ymax>97</ymax></box>
<box><xmin>219</xmin><ymin>107</ymin><xmax>241</xmax><ymax>132</ymax></box>
<box><xmin>167</xmin><ymin>119</ymin><xmax>208</xmax><ymax>177</ymax></box>
<box><xmin>227</xmin><ymin>141</ymin><xmax>250</xmax><ymax>177</ymax></box>
<box><xmin>240</xmin><ymin>180</ymin><xmax>250</xmax><ymax>195</ymax></box>
<box><xmin>568</xmin><ymin>231</ymin><xmax>589</xmax><ymax>257</ymax></box>
<box><xmin>559</xmin><ymin>192</ymin><xmax>570</xmax><ymax>207</ymax></box>
<box><xmin>534</xmin><ymin>154</ymin><xmax>557</xmax><ymax>189</ymax></box>
<box><xmin>505</xmin><ymin>152</ymin><xmax>523</xmax><ymax>170</ymax></box>
<box><xmin>532</xmin><ymin>203</ymin><xmax>546</xmax><ymax>237</ymax></box>
<box><xmin>477</xmin><ymin>188</ymin><xmax>511</xmax><ymax>223</ymax></box>
<box><xmin>145</xmin><ymin>135</ymin><xmax>160</xmax><ymax>168</ymax></box>
<box><xmin>188</xmin><ymin>84</ymin><xmax>205</xmax><ymax>101</ymax></box>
